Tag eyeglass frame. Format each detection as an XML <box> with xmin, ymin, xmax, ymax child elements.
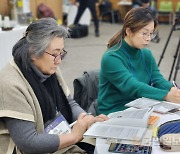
<box><xmin>138</xmin><ymin>31</ymin><xmax>157</xmax><ymax>40</ymax></box>
<box><xmin>45</xmin><ymin>49</ymin><xmax>67</xmax><ymax>63</ymax></box>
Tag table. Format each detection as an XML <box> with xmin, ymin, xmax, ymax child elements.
<box><xmin>0</xmin><ymin>26</ymin><xmax>27</xmax><ymax>70</ymax></box>
<box><xmin>94</xmin><ymin>111</ymin><xmax>180</xmax><ymax>154</ymax></box>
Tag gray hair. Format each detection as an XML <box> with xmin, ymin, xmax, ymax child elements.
<box><xmin>12</xmin><ymin>18</ymin><xmax>69</xmax><ymax>70</ymax></box>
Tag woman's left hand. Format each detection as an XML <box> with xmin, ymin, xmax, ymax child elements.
<box><xmin>94</xmin><ymin>114</ymin><xmax>109</xmax><ymax>122</ymax></box>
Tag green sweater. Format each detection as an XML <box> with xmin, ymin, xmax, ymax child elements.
<box><xmin>98</xmin><ymin>39</ymin><xmax>172</xmax><ymax>115</ymax></box>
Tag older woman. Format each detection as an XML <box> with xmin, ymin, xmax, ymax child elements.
<box><xmin>0</xmin><ymin>18</ymin><xmax>107</xmax><ymax>154</ymax></box>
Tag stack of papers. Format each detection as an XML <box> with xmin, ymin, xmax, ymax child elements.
<box><xmin>125</xmin><ymin>97</ymin><xmax>180</xmax><ymax>114</ymax></box>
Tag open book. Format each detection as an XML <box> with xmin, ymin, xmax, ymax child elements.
<box><xmin>83</xmin><ymin>108</ymin><xmax>153</xmax><ymax>141</ymax></box>
<box><xmin>125</xmin><ymin>97</ymin><xmax>180</xmax><ymax>114</ymax></box>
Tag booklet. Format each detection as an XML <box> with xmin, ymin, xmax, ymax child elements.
<box><xmin>83</xmin><ymin>108</ymin><xmax>153</xmax><ymax>141</ymax></box>
<box><xmin>125</xmin><ymin>97</ymin><xmax>180</xmax><ymax>114</ymax></box>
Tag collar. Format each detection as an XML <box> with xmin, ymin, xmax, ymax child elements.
<box><xmin>121</xmin><ymin>39</ymin><xmax>141</xmax><ymax>58</ymax></box>
<box><xmin>30</xmin><ymin>63</ymin><xmax>51</xmax><ymax>83</ymax></box>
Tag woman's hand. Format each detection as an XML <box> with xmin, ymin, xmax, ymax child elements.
<box><xmin>58</xmin><ymin>113</ymin><xmax>95</xmax><ymax>149</ymax></box>
<box><xmin>58</xmin><ymin>113</ymin><xmax>108</xmax><ymax>149</ymax></box>
<box><xmin>70</xmin><ymin>113</ymin><xmax>109</xmax><ymax>142</ymax></box>
<box><xmin>71</xmin><ymin>113</ymin><xmax>95</xmax><ymax>142</ymax></box>
<box><xmin>94</xmin><ymin>114</ymin><xmax>109</xmax><ymax>122</ymax></box>
<box><xmin>164</xmin><ymin>87</ymin><xmax>180</xmax><ymax>103</ymax></box>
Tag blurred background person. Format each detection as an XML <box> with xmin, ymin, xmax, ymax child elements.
<box><xmin>73</xmin><ymin>0</ymin><xmax>100</xmax><ymax>37</ymax></box>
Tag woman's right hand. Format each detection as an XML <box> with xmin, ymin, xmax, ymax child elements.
<box><xmin>164</xmin><ymin>87</ymin><xmax>180</xmax><ymax>103</ymax></box>
<box><xmin>58</xmin><ymin>113</ymin><xmax>95</xmax><ymax>149</ymax></box>
<box><xmin>71</xmin><ymin>113</ymin><xmax>95</xmax><ymax>142</ymax></box>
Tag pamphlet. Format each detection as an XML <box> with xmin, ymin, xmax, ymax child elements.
<box><xmin>83</xmin><ymin>108</ymin><xmax>153</xmax><ymax>141</ymax></box>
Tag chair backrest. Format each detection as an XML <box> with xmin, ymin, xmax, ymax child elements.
<box><xmin>158</xmin><ymin>1</ymin><xmax>173</xmax><ymax>12</ymax></box>
<box><xmin>73</xmin><ymin>70</ymin><xmax>99</xmax><ymax>116</ymax></box>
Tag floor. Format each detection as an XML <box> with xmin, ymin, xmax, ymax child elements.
<box><xmin>60</xmin><ymin>22</ymin><xmax>180</xmax><ymax>94</ymax></box>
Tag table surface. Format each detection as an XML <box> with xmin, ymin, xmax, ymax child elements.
<box><xmin>94</xmin><ymin>109</ymin><xmax>180</xmax><ymax>154</ymax></box>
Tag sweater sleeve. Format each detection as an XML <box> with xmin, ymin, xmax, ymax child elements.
<box><xmin>101</xmin><ymin>52</ymin><xmax>170</xmax><ymax>101</ymax></box>
<box><xmin>147</xmin><ymin>50</ymin><xmax>173</xmax><ymax>90</ymax></box>
<box><xmin>68</xmin><ymin>94</ymin><xmax>85</xmax><ymax>121</ymax></box>
<box><xmin>5</xmin><ymin>118</ymin><xmax>59</xmax><ymax>154</ymax></box>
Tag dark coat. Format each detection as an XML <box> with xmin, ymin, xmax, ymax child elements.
<box><xmin>73</xmin><ymin>70</ymin><xmax>99</xmax><ymax>116</ymax></box>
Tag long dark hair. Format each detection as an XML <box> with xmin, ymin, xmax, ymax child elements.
<box><xmin>107</xmin><ymin>7</ymin><xmax>158</xmax><ymax>48</ymax></box>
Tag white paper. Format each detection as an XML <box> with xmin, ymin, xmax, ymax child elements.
<box><xmin>84</xmin><ymin>108</ymin><xmax>153</xmax><ymax>141</ymax></box>
<box><xmin>125</xmin><ymin>97</ymin><xmax>180</xmax><ymax>114</ymax></box>
<box><xmin>84</xmin><ymin>123</ymin><xmax>146</xmax><ymax>141</ymax></box>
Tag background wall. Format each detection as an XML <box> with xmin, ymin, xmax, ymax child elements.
<box><xmin>0</xmin><ymin>0</ymin><xmax>62</xmax><ymax>20</ymax></box>
<box><xmin>0</xmin><ymin>0</ymin><xmax>11</xmax><ymax>16</ymax></box>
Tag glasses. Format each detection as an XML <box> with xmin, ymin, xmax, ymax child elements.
<box><xmin>45</xmin><ymin>49</ymin><xmax>67</xmax><ymax>63</ymax></box>
<box><xmin>139</xmin><ymin>31</ymin><xmax>157</xmax><ymax>40</ymax></box>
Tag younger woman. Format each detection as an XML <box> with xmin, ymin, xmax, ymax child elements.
<box><xmin>98</xmin><ymin>7</ymin><xmax>180</xmax><ymax>115</ymax></box>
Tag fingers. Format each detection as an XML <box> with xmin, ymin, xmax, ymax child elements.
<box><xmin>76</xmin><ymin>113</ymin><xmax>95</xmax><ymax>128</ymax></box>
<box><xmin>83</xmin><ymin>115</ymin><xmax>96</xmax><ymax>128</ymax></box>
<box><xmin>95</xmin><ymin>114</ymin><xmax>109</xmax><ymax>122</ymax></box>
<box><xmin>165</xmin><ymin>88</ymin><xmax>180</xmax><ymax>103</ymax></box>
<box><xmin>77</xmin><ymin>112</ymin><xmax>87</xmax><ymax>121</ymax></box>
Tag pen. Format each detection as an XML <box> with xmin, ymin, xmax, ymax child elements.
<box><xmin>172</xmin><ymin>81</ymin><xmax>180</xmax><ymax>89</ymax></box>
<box><xmin>69</xmin><ymin>113</ymin><xmax>92</xmax><ymax>128</ymax></box>
<box><xmin>69</xmin><ymin>120</ymin><xmax>77</xmax><ymax>128</ymax></box>
<box><xmin>148</xmin><ymin>107</ymin><xmax>153</xmax><ymax>112</ymax></box>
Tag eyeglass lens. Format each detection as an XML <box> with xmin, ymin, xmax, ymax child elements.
<box><xmin>142</xmin><ymin>32</ymin><xmax>157</xmax><ymax>39</ymax></box>
<box><xmin>54</xmin><ymin>50</ymin><xmax>67</xmax><ymax>63</ymax></box>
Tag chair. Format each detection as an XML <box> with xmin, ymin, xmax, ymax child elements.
<box><xmin>99</xmin><ymin>0</ymin><xmax>121</xmax><ymax>24</ymax></box>
<box><xmin>157</xmin><ymin>1</ymin><xmax>173</xmax><ymax>24</ymax></box>
<box><xmin>73</xmin><ymin>70</ymin><xmax>99</xmax><ymax>116</ymax></box>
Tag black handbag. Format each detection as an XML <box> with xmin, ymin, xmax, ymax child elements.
<box><xmin>69</xmin><ymin>24</ymin><xmax>89</xmax><ymax>38</ymax></box>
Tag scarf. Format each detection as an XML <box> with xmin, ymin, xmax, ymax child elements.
<box><xmin>14</xmin><ymin>59</ymin><xmax>73</xmax><ymax>124</ymax></box>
